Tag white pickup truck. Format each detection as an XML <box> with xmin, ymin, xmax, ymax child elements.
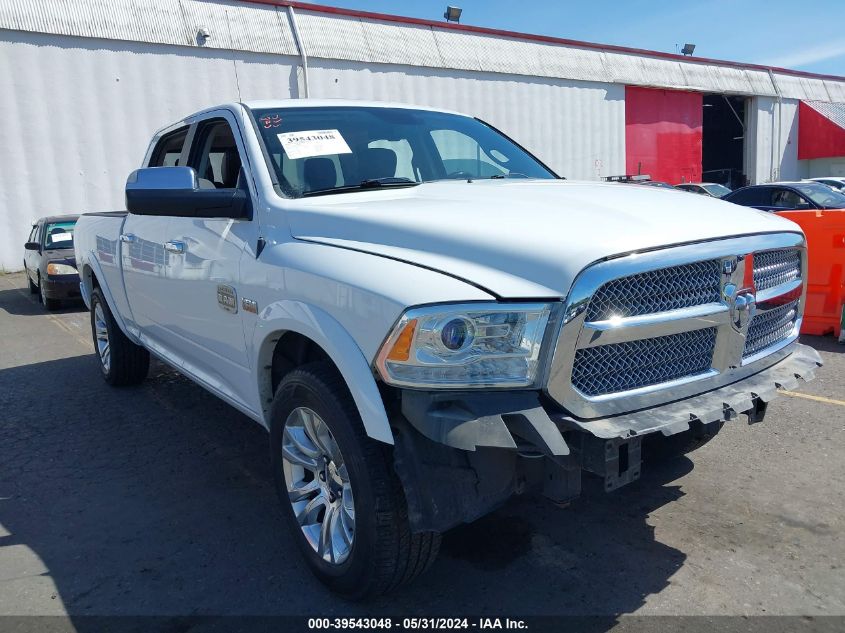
<box><xmin>74</xmin><ymin>100</ymin><xmax>822</xmax><ymax>598</ymax></box>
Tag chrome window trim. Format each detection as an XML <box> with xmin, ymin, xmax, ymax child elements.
<box><xmin>545</xmin><ymin>232</ymin><xmax>806</xmax><ymax>419</ymax></box>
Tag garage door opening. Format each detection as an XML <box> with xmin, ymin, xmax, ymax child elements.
<box><xmin>701</xmin><ymin>94</ymin><xmax>746</xmax><ymax>190</ymax></box>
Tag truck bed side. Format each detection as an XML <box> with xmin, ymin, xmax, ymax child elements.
<box><xmin>74</xmin><ymin>212</ymin><xmax>136</xmax><ymax>339</ymax></box>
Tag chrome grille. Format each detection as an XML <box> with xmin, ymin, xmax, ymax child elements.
<box><xmin>571</xmin><ymin>328</ymin><xmax>717</xmax><ymax>397</ymax></box>
<box><xmin>743</xmin><ymin>300</ymin><xmax>799</xmax><ymax>358</ymax></box>
<box><xmin>753</xmin><ymin>249</ymin><xmax>801</xmax><ymax>291</ymax></box>
<box><xmin>586</xmin><ymin>260</ymin><xmax>722</xmax><ymax>321</ymax></box>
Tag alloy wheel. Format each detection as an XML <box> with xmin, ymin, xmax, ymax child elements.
<box><xmin>281</xmin><ymin>406</ymin><xmax>355</xmax><ymax>565</ymax></box>
<box><xmin>93</xmin><ymin>302</ymin><xmax>111</xmax><ymax>373</ymax></box>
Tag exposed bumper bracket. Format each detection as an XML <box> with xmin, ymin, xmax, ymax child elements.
<box><xmin>400</xmin><ymin>390</ymin><xmax>569</xmax><ymax>456</ymax></box>
<box><xmin>553</xmin><ymin>343</ymin><xmax>823</xmax><ymax>440</ymax></box>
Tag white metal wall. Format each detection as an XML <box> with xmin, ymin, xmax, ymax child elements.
<box><xmin>745</xmin><ymin>96</ymin><xmax>800</xmax><ymax>185</ymax></box>
<box><xmin>306</xmin><ymin>61</ymin><xmax>625</xmax><ymax>180</ymax></box>
<box><xmin>2</xmin><ymin>0</ymin><xmax>844</xmax><ymax>271</ymax></box>
<box><xmin>0</xmin><ymin>30</ymin><xmax>623</xmax><ymax>271</ymax></box>
<box><xmin>4</xmin><ymin>0</ymin><xmax>845</xmax><ymax>100</ymax></box>
<box><xmin>0</xmin><ymin>30</ymin><xmax>301</xmax><ymax>271</ymax></box>
<box><xmin>799</xmin><ymin>158</ymin><xmax>845</xmax><ymax>178</ymax></box>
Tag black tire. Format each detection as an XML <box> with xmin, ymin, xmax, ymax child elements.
<box><xmin>90</xmin><ymin>287</ymin><xmax>149</xmax><ymax>386</ymax></box>
<box><xmin>270</xmin><ymin>362</ymin><xmax>440</xmax><ymax>600</ymax></box>
<box><xmin>38</xmin><ymin>274</ymin><xmax>61</xmax><ymax>311</ymax></box>
<box><xmin>642</xmin><ymin>420</ymin><xmax>724</xmax><ymax>462</ymax></box>
<box><xmin>26</xmin><ymin>268</ymin><xmax>38</xmax><ymax>294</ymax></box>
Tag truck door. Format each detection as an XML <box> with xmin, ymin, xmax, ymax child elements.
<box><xmin>159</xmin><ymin>112</ymin><xmax>257</xmax><ymax>408</ymax></box>
<box><xmin>121</xmin><ymin>125</ymin><xmax>189</xmax><ymax>348</ymax></box>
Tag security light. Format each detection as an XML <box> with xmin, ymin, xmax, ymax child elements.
<box><xmin>444</xmin><ymin>6</ymin><xmax>462</xmax><ymax>22</ymax></box>
<box><xmin>681</xmin><ymin>43</ymin><xmax>696</xmax><ymax>56</ymax></box>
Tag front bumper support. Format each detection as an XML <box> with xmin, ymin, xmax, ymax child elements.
<box><xmin>393</xmin><ymin>343</ymin><xmax>822</xmax><ymax>532</ymax></box>
<box><xmin>553</xmin><ymin>343</ymin><xmax>823</xmax><ymax>440</ymax></box>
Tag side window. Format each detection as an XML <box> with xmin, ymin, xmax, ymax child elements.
<box><xmin>769</xmin><ymin>188</ymin><xmax>810</xmax><ymax>209</ymax></box>
<box><xmin>189</xmin><ymin>119</ymin><xmax>243</xmax><ymax>189</ymax></box>
<box><xmin>728</xmin><ymin>187</ymin><xmax>766</xmax><ymax>206</ymax></box>
<box><xmin>28</xmin><ymin>225</ymin><xmax>38</xmax><ymax>243</ymax></box>
<box><xmin>430</xmin><ymin>129</ymin><xmax>508</xmax><ymax>178</ymax></box>
<box><xmin>149</xmin><ymin>127</ymin><xmax>189</xmax><ymax>167</ymax></box>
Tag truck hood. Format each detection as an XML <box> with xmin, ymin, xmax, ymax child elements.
<box><xmin>286</xmin><ymin>180</ymin><xmax>801</xmax><ymax>298</ymax></box>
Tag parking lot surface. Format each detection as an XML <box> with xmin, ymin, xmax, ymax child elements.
<box><xmin>1</xmin><ymin>271</ymin><xmax>843</xmax><ymax>619</ymax></box>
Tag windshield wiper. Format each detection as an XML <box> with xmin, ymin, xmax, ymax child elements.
<box><xmin>302</xmin><ymin>177</ymin><xmax>420</xmax><ymax>197</ymax></box>
<box><xmin>490</xmin><ymin>173</ymin><xmax>530</xmax><ymax>179</ymax></box>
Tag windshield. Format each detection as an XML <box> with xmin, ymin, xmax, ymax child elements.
<box><xmin>250</xmin><ymin>106</ymin><xmax>557</xmax><ymax>198</ymax></box>
<box><xmin>793</xmin><ymin>183</ymin><xmax>845</xmax><ymax>208</ymax></box>
<box><xmin>702</xmin><ymin>183</ymin><xmax>732</xmax><ymax>197</ymax></box>
<box><xmin>43</xmin><ymin>221</ymin><xmax>76</xmax><ymax>249</ymax></box>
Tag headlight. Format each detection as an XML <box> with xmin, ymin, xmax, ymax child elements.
<box><xmin>375</xmin><ymin>303</ymin><xmax>555</xmax><ymax>389</ymax></box>
<box><xmin>46</xmin><ymin>262</ymin><xmax>77</xmax><ymax>276</ymax></box>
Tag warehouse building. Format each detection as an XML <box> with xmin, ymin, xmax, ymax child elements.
<box><xmin>2</xmin><ymin>0</ymin><xmax>845</xmax><ymax>271</ymax></box>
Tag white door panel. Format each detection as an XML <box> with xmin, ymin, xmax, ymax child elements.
<box><xmin>163</xmin><ymin>217</ymin><xmax>254</xmax><ymax>404</ymax></box>
<box><xmin>120</xmin><ymin>214</ymin><xmax>171</xmax><ymax>348</ymax></box>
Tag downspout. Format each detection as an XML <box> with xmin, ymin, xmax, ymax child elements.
<box><xmin>288</xmin><ymin>5</ymin><xmax>310</xmax><ymax>98</ymax></box>
<box><xmin>767</xmin><ymin>68</ymin><xmax>783</xmax><ymax>181</ymax></box>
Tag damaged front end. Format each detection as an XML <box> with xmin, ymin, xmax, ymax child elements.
<box><xmin>391</xmin><ymin>342</ymin><xmax>821</xmax><ymax>533</ymax></box>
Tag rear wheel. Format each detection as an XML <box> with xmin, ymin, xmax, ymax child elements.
<box><xmin>38</xmin><ymin>274</ymin><xmax>61</xmax><ymax>311</ymax></box>
<box><xmin>90</xmin><ymin>288</ymin><xmax>149</xmax><ymax>386</ymax></box>
<box><xmin>270</xmin><ymin>362</ymin><xmax>440</xmax><ymax>599</ymax></box>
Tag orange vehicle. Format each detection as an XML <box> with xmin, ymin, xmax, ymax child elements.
<box><xmin>724</xmin><ymin>182</ymin><xmax>845</xmax><ymax>337</ymax></box>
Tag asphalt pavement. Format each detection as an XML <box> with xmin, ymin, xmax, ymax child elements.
<box><xmin>1</xmin><ymin>271</ymin><xmax>843</xmax><ymax>626</ymax></box>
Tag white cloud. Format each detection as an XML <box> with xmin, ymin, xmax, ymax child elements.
<box><xmin>763</xmin><ymin>41</ymin><xmax>845</xmax><ymax>69</ymax></box>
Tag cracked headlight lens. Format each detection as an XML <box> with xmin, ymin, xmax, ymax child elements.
<box><xmin>375</xmin><ymin>303</ymin><xmax>554</xmax><ymax>388</ymax></box>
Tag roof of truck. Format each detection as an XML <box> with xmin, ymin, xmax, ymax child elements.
<box><xmin>241</xmin><ymin>99</ymin><xmax>467</xmax><ymax>116</ymax></box>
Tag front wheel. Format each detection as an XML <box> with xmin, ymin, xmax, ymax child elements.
<box><xmin>270</xmin><ymin>362</ymin><xmax>440</xmax><ymax>599</ymax></box>
<box><xmin>90</xmin><ymin>288</ymin><xmax>149</xmax><ymax>386</ymax></box>
<box><xmin>26</xmin><ymin>268</ymin><xmax>38</xmax><ymax>294</ymax></box>
<box><xmin>38</xmin><ymin>274</ymin><xmax>61</xmax><ymax>311</ymax></box>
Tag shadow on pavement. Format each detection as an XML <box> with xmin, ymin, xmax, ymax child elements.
<box><xmin>0</xmin><ymin>287</ymin><xmax>87</xmax><ymax>317</ymax></box>
<box><xmin>801</xmin><ymin>334</ymin><xmax>844</xmax><ymax>354</ymax></box>
<box><xmin>0</xmin><ymin>353</ymin><xmax>690</xmax><ymax>625</ymax></box>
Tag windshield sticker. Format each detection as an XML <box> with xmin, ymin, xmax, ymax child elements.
<box><xmin>260</xmin><ymin>114</ymin><xmax>282</xmax><ymax>129</ymax></box>
<box><xmin>49</xmin><ymin>233</ymin><xmax>72</xmax><ymax>242</ymax></box>
<box><xmin>277</xmin><ymin>129</ymin><xmax>352</xmax><ymax>160</ymax></box>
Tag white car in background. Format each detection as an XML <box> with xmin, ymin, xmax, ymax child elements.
<box><xmin>807</xmin><ymin>177</ymin><xmax>845</xmax><ymax>191</ymax></box>
<box><xmin>73</xmin><ymin>100</ymin><xmax>822</xmax><ymax>598</ymax></box>
<box><xmin>675</xmin><ymin>182</ymin><xmax>733</xmax><ymax>198</ymax></box>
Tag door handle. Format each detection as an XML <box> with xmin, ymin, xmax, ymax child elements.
<box><xmin>119</xmin><ymin>233</ymin><xmax>136</xmax><ymax>243</ymax></box>
<box><xmin>164</xmin><ymin>240</ymin><xmax>186</xmax><ymax>254</ymax></box>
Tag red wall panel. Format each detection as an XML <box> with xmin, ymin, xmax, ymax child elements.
<box><xmin>798</xmin><ymin>101</ymin><xmax>845</xmax><ymax>160</ymax></box>
<box><xmin>625</xmin><ymin>87</ymin><xmax>703</xmax><ymax>184</ymax></box>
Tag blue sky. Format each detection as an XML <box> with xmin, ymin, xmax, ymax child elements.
<box><xmin>298</xmin><ymin>0</ymin><xmax>845</xmax><ymax>76</ymax></box>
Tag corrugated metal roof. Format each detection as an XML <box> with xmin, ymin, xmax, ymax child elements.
<box><xmin>181</xmin><ymin>0</ymin><xmax>298</xmax><ymax>55</ymax></box>
<box><xmin>805</xmin><ymin>100</ymin><xmax>845</xmax><ymax>130</ymax></box>
<box><xmin>0</xmin><ymin>0</ymin><xmax>843</xmax><ymax>101</ymax></box>
<box><xmin>773</xmin><ymin>73</ymin><xmax>833</xmax><ymax>101</ymax></box>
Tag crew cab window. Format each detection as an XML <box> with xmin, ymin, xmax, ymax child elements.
<box><xmin>149</xmin><ymin>127</ymin><xmax>189</xmax><ymax>167</ymax></box>
<box><xmin>190</xmin><ymin>120</ymin><xmax>243</xmax><ymax>189</ymax></box>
